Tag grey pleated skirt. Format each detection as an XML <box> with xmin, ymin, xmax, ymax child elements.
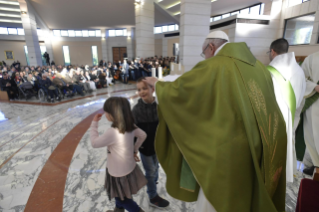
<box><xmin>105</xmin><ymin>165</ymin><xmax>147</xmax><ymax>201</ymax></box>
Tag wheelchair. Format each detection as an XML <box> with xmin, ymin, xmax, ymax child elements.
<box><xmin>15</xmin><ymin>80</ymin><xmax>37</xmax><ymax>101</ymax></box>
<box><xmin>38</xmin><ymin>86</ymin><xmax>64</xmax><ymax>102</ymax></box>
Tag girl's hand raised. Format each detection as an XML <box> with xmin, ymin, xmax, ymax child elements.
<box><xmin>93</xmin><ymin>114</ymin><xmax>103</xmax><ymax>122</ymax></box>
<box><xmin>134</xmin><ymin>153</ymin><xmax>140</xmax><ymax>162</ymax></box>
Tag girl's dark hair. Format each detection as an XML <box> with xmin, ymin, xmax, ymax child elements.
<box><xmin>103</xmin><ymin>97</ymin><xmax>136</xmax><ymax>134</ymax></box>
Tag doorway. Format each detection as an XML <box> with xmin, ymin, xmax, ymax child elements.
<box><xmin>112</xmin><ymin>47</ymin><xmax>127</xmax><ymax>63</ymax></box>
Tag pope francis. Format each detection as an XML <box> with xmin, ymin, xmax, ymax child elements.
<box><xmin>144</xmin><ymin>31</ymin><xmax>287</xmax><ymax>212</ymax></box>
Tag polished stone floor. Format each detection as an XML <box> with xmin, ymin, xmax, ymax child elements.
<box><xmin>0</xmin><ymin>83</ymin><xmax>313</xmax><ymax>212</ymax></box>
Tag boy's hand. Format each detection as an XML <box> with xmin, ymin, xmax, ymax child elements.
<box><xmin>134</xmin><ymin>153</ymin><xmax>140</xmax><ymax>162</ymax></box>
<box><xmin>93</xmin><ymin>114</ymin><xmax>103</xmax><ymax>122</ymax></box>
<box><xmin>143</xmin><ymin>77</ymin><xmax>158</xmax><ymax>87</ymax></box>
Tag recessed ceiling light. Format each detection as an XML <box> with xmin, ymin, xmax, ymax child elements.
<box><xmin>0</xmin><ymin>19</ymin><xmax>22</xmax><ymax>23</ymax></box>
<box><xmin>21</xmin><ymin>11</ymin><xmax>27</xmax><ymax>14</ymax></box>
<box><xmin>0</xmin><ymin>13</ymin><xmax>21</xmax><ymax>17</ymax></box>
<box><xmin>0</xmin><ymin>1</ymin><xmax>20</xmax><ymax>5</ymax></box>
<box><xmin>0</xmin><ymin>7</ymin><xmax>21</xmax><ymax>12</ymax></box>
<box><xmin>166</xmin><ymin>2</ymin><xmax>181</xmax><ymax>9</ymax></box>
<box><xmin>174</xmin><ymin>12</ymin><xmax>181</xmax><ymax>16</ymax></box>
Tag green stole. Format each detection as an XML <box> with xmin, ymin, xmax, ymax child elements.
<box><xmin>295</xmin><ymin>81</ymin><xmax>319</xmax><ymax>161</ymax></box>
<box><xmin>267</xmin><ymin>66</ymin><xmax>297</xmax><ymax>125</ymax></box>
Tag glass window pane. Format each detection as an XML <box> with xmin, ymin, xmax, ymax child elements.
<box><xmin>68</xmin><ymin>30</ymin><xmax>75</xmax><ymax>37</ymax></box>
<box><xmin>116</xmin><ymin>29</ymin><xmax>123</xmax><ymax>36</ymax></box>
<box><xmin>289</xmin><ymin>0</ymin><xmax>303</xmax><ymax>7</ymax></box>
<box><xmin>123</xmin><ymin>29</ymin><xmax>127</xmax><ymax>36</ymax></box>
<box><xmin>260</xmin><ymin>3</ymin><xmax>265</xmax><ymax>15</ymax></box>
<box><xmin>155</xmin><ymin>27</ymin><xmax>162</xmax><ymax>34</ymax></box>
<box><xmin>82</xmin><ymin>30</ymin><xmax>89</xmax><ymax>37</ymax></box>
<box><xmin>213</xmin><ymin>16</ymin><xmax>221</xmax><ymax>21</ymax></box>
<box><xmin>91</xmin><ymin>46</ymin><xmax>98</xmax><ymax>66</ymax></box>
<box><xmin>210</xmin><ymin>18</ymin><xmax>213</xmax><ymax>22</ymax></box>
<box><xmin>168</xmin><ymin>25</ymin><xmax>175</xmax><ymax>31</ymax></box>
<box><xmin>96</xmin><ymin>30</ymin><xmax>101</xmax><ymax>37</ymax></box>
<box><xmin>63</xmin><ymin>46</ymin><xmax>71</xmax><ymax>65</ymax></box>
<box><xmin>162</xmin><ymin>25</ymin><xmax>168</xmax><ymax>32</ymax></box>
<box><xmin>250</xmin><ymin>5</ymin><xmax>260</xmax><ymax>15</ymax></box>
<box><xmin>24</xmin><ymin>46</ymin><xmax>30</xmax><ymax>66</ymax></box>
<box><xmin>61</xmin><ymin>30</ymin><xmax>68</xmax><ymax>36</ymax></box>
<box><xmin>0</xmin><ymin>27</ymin><xmax>8</xmax><ymax>34</ymax></box>
<box><xmin>284</xmin><ymin>14</ymin><xmax>315</xmax><ymax>45</ymax></box>
<box><xmin>37</xmin><ymin>29</ymin><xmax>43</xmax><ymax>36</ymax></box>
<box><xmin>53</xmin><ymin>30</ymin><xmax>61</xmax><ymax>37</ymax></box>
<box><xmin>8</xmin><ymin>28</ymin><xmax>17</xmax><ymax>35</ymax></box>
<box><xmin>109</xmin><ymin>30</ymin><xmax>115</xmax><ymax>37</ymax></box>
<box><xmin>231</xmin><ymin>11</ymin><xmax>239</xmax><ymax>16</ymax></box>
<box><xmin>40</xmin><ymin>46</ymin><xmax>47</xmax><ymax>65</ymax></box>
<box><xmin>75</xmin><ymin>30</ymin><xmax>82</xmax><ymax>37</ymax></box>
<box><xmin>175</xmin><ymin>24</ymin><xmax>179</xmax><ymax>30</ymax></box>
<box><xmin>222</xmin><ymin>13</ymin><xmax>230</xmax><ymax>19</ymax></box>
<box><xmin>240</xmin><ymin>8</ymin><xmax>249</xmax><ymax>14</ymax></box>
<box><xmin>89</xmin><ymin>30</ymin><xmax>96</xmax><ymax>36</ymax></box>
<box><xmin>17</xmin><ymin>28</ymin><xmax>24</xmax><ymax>35</ymax></box>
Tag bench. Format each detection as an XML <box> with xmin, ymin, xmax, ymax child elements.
<box><xmin>0</xmin><ymin>90</ymin><xmax>9</xmax><ymax>101</ymax></box>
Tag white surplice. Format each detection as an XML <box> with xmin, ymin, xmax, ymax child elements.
<box><xmin>301</xmin><ymin>51</ymin><xmax>319</xmax><ymax>166</ymax></box>
<box><xmin>269</xmin><ymin>52</ymin><xmax>306</xmax><ymax>183</ymax></box>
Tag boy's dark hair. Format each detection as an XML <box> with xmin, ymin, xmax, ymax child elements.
<box><xmin>270</xmin><ymin>38</ymin><xmax>289</xmax><ymax>55</ymax></box>
<box><xmin>136</xmin><ymin>77</ymin><xmax>146</xmax><ymax>83</ymax></box>
<box><xmin>103</xmin><ymin>97</ymin><xmax>136</xmax><ymax>134</ymax></box>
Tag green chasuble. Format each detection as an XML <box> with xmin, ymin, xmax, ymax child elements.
<box><xmin>155</xmin><ymin>43</ymin><xmax>287</xmax><ymax>212</ymax></box>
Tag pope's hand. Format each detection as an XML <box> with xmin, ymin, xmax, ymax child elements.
<box><xmin>93</xmin><ymin>114</ymin><xmax>103</xmax><ymax>122</ymax></box>
<box><xmin>315</xmin><ymin>85</ymin><xmax>319</xmax><ymax>93</ymax></box>
<box><xmin>143</xmin><ymin>77</ymin><xmax>158</xmax><ymax>87</ymax></box>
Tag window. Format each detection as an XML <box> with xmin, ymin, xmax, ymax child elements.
<box><xmin>284</xmin><ymin>13</ymin><xmax>316</xmax><ymax>45</ymax></box>
<box><xmin>40</xmin><ymin>46</ymin><xmax>47</xmax><ymax>65</ymax></box>
<box><xmin>61</xmin><ymin>30</ymin><xmax>68</xmax><ymax>36</ymax></box>
<box><xmin>260</xmin><ymin>3</ymin><xmax>265</xmax><ymax>15</ymax></box>
<box><xmin>168</xmin><ymin>25</ymin><xmax>175</xmax><ymax>31</ymax></box>
<box><xmin>123</xmin><ymin>29</ymin><xmax>127</xmax><ymax>36</ymax></box>
<box><xmin>240</xmin><ymin>8</ymin><xmax>250</xmax><ymax>14</ymax></box>
<box><xmin>213</xmin><ymin>16</ymin><xmax>221</xmax><ymax>21</ymax></box>
<box><xmin>91</xmin><ymin>46</ymin><xmax>98</xmax><ymax>66</ymax></box>
<box><xmin>8</xmin><ymin>28</ymin><xmax>17</xmax><ymax>35</ymax></box>
<box><xmin>37</xmin><ymin>29</ymin><xmax>43</xmax><ymax>36</ymax></box>
<box><xmin>109</xmin><ymin>30</ymin><xmax>115</xmax><ymax>37</ymax></box>
<box><xmin>222</xmin><ymin>13</ymin><xmax>230</xmax><ymax>19</ymax></box>
<box><xmin>116</xmin><ymin>29</ymin><xmax>123</xmax><ymax>36</ymax></box>
<box><xmin>96</xmin><ymin>30</ymin><xmax>101</xmax><ymax>37</ymax></box>
<box><xmin>75</xmin><ymin>30</ymin><xmax>82</xmax><ymax>37</ymax></box>
<box><xmin>0</xmin><ymin>27</ymin><xmax>8</xmax><ymax>34</ymax></box>
<box><xmin>155</xmin><ymin>26</ymin><xmax>162</xmax><ymax>34</ymax></box>
<box><xmin>24</xmin><ymin>46</ymin><xmax>30</xmax><ymax>66</ymax></box>
<box><xmin>82</xmin><ymin>30</ymin><xmax>89</xmax><ymax>37</ymax></box>
<box><xmin>175</xmin><ymin>24</ymin><xmax>179</xmax><ymax>30</ymax></box>
<box><xmin>53</xmin><ymin>30</ymin><xmax>61</xmax><ymax>37</ymax></box>
<box><xmin>62</xmin><ymin>46</ymin><xmax>71</xmax><ymax>65</ymax></box>
<box><xmin>231</xmin><ymin>11</ymin><xmax>239</xmax><ymax>16</ymax></box>
<box><xmin>68</xmin><ymin>30</ymin><xmax>75</xmax><ymax>37</ymax></box>
<box><xmin>250</xmin><ymin>5</ymin><xmax>261</xmax><ymax>15</ymax></box>
<box><xmin>89</xmin><ymin>30</ymin><xmax>96</xmax><ymax>37</ymax></box>
<box><xmin>17</xmin><ymin>28</ymin><xmax>24</xmax><ymax>35</ymax></box>
<box><xmin>210</xmin><ymin>18</ymin><xmax>213</xmax><ymax>22</ymax></box>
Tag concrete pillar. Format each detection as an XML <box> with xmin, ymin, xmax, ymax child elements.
<box><xmin>126</xmin><ymin>28</ymin><xmax>134</xmax><ymax>60</ymax></box>
<box><xmin>135</xmin><ymin>0</ymin><xmax>155</xmax><ymax>59</ymax></box>
<box><xmin>18</xmin><ymin>0</ymin><xmax>42</xmax><ymax>66</ymax></box>
<box><xmin>179</xmin><ymin>0</ymin><xmax>211</xmax><ymax>72</ymax></box>
<box><xmin>101</xmin><ymin>29</ymin><xmax>108</xmax><ymax>62</ymax></box>
<box><xmin>162</xmin><ymin>38</ymin><xmax>168</xmax><ymax>57</ymax></box>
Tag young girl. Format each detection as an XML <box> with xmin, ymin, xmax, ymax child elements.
<box><xmin>90</xmin><ymin>97</ymin><xmax>147</xmax><ymax>212</ymax></box>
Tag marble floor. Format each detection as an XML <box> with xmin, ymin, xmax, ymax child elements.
<box><xmin>0</xmin><ymin>83</ymin><xmax>313</xmax><ymax>212</ymax></box>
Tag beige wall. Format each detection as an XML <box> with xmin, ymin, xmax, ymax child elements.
<box><xmin>0</xmin><ymin>41</ymin><xmax>27</xmax><ymax>66</ymax></box>
<box><xmin>289</xmin><ymin>44</ymin><xmax>319</xmax><ymax>56</ymax></box>
<box><xmin>155</xmin><ymin>39</ymin><xmax>162</xmax><ymax>57</ymax></box>
<box><xmin>51</xmin><ymin>40</ymin><xmax>102</xmax><ymax>66</ymax></box>
<box><xmin>167</xmin><ymin>37</ymin><xmax>179</xmax><ymax>57</ymax></box>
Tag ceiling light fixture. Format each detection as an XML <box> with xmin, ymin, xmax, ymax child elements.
<box><xmin>21</xmin><ymin>11</ymin><xmax>27</xmax><ymax>15</ymax></box>
<box><xmin>211</xmin><ymin>0</ymin><xmax>218</xmax><ymax>2</ymax></box>
<box><xmin>0</xmin><ymin>13</ymin><xmax>21</xmax><ymax>17</ymax></box>
<box><xmin>0</xmin><ymin>7</ymin><xmax>21</xmax><ymax>12</ymax></box>
<box><xmin>166</xmin><ymin>2</ymin><xmax>181</xmax><ymax>9</ymax></box>
<box><xmin>134</xmin><ymin>0</ymin><xmax>141</xmax><ymax>5</ymax></box>
<box><xmin>174</xmin><ymin>12</ymin><xmax>181</xmax><ymax>16</ymax></box>
<box><xmin>0</xmin><ymin>19</ymin><xmax>22</xmax><ymax>23</ymax></box>
<box><xmin>0</xmin><ymin>1</ymin><xmax>20</xmax><ymax>5</ymax></box>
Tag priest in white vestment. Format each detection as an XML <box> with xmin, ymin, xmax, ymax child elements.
<box><xmin>268</xmin><ymin>38</ymin><xmax>306</xmax><ymax>183</ymax></box>
<box><xmin>300</xmin><ymin>51</ymin><xmax>319</xmax><ymax>175</ymax></box>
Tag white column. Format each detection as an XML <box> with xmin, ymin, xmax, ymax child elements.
<box><xmin>101</xmin><ymin>29</ymin><xmax>108</xmax><ymax>61</ymax></box>
<box><xmin>18</xmin><ymin>0</ymin><xmax>42</xmax><ymax>66</ymax></box>
<box><xmin>162</xmin><ymin>37</ymin><xmax>168</xmax><ymax>57</ymax></box>
<box><xmin>135</xmin><ymin>0</ymin><xmax>155</xmax><ymax>59</ymax></box>
<box><xmin>126</xmin><ymin>28</ymin><xmax>134</xmax><ymax>60</ymax></box>
<box><xmin>179</xmin><ymin>0</ymin><xmax>211</xmax><ymax>72</ymax></box>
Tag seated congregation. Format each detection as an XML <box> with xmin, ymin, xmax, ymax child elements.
<box><xmin>0</xmin><ymin>56</ymin><xmax>174</xmax><ymax>102</ymax></box>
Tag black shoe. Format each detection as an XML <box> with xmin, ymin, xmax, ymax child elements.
<box><xmin>150</xmin><ymin>195</ymin><xmax>170</xmax><ymax>208</ymax></box>
<box><xmin>51</xmin><ymin>98</ymin><xmax>54</xmax><ymax>103</ymax></box>
<box><xmin>303</xmin><ymin>166</ymin><xmax>315</xmax><ymax>176</ymax></box>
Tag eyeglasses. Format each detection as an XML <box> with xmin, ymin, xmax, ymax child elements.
<box><xmin>200</xmin><ymin>44</ymin><xmax>209</xmax><ymax>58</ymax></box>
<box><xmin>266</xmin><ymin>50</ymin><xmax>271</xmax><ymax>55</ymax></box>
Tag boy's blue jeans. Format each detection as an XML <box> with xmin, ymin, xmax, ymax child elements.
<box><xmin>140</xmin><ymin>153</ymin><xmax>159</xmax><ymax>199</ymax></box>
<box><xmin>115</xmin><ymin>197</ymin><xmax>140</xmax><ymax>212</ymax></box>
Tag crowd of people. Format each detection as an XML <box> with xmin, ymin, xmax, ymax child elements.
<box><xmin>0</xmin><ymin>56</ymin><xmax>175</xmax><ymax>102</ymax></box>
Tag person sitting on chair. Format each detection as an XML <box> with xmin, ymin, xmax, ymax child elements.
<box><xmin>0</xmin><ymin>73</ymin><xmax>18</xmax><ymax>100</ymax></box>
<box><xmin>39</xmin><ymin>73</ymin><xmax>60</xmax><ymax>103</ymax></box>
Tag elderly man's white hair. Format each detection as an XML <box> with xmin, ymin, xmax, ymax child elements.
<box><xmin>202</xmin><ymin>38</ymin><xmax>228</xmax><ymax>50</ymax></box>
